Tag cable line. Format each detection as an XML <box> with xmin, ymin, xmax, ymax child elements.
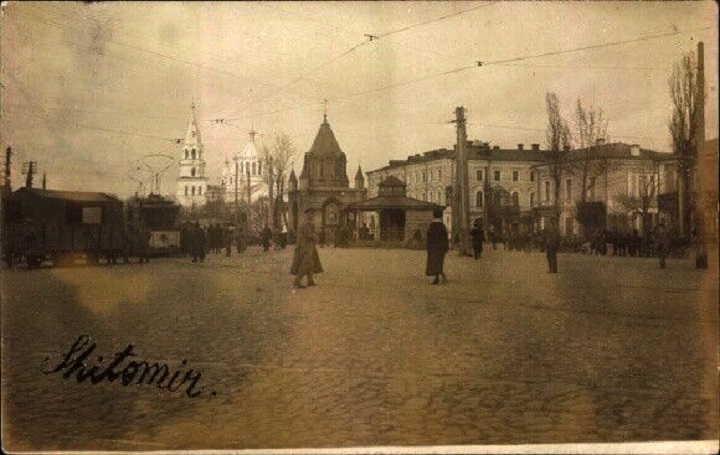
<box><xmin>377</xmin><ymin>2</ymin><xmax>496</xmax><ymax>39</ymax></box>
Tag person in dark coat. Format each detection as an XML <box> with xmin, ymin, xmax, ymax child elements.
<box><xmin>191</xmin><ymin>222</ymin><xmax>206</xmax><ymax>263</ymax></box>
<box><xmin>546</xmin><ymin>221</ymin><xmax>560</xmax><ymax>273</ymax></box>
<box><xmin>469</xmin><ymin>221</ymin><xmax>485</xmax><ymax>259</ymax></box>
<box><xmin>137</xmin><ymin>225</ymin><xmax>151</xmax><ymax>263</ymax></box>
<box><xmin>653</xmin><ymin>222</ymin><xmax>671</xmax><ymax>269</ymax></box>
<box><xmin>261</xmin><ymin>224</ymin><xmax>272</xmax><ymax>252</ymax></box>
<box><xmin>291</xmin><ymin>208</ymin><xmax>323</xmax><ymax>288</ymax></box>
<box><xmin>488</xmin><ymin>225</ymin><xmax>497</xmax><ymax>250</ymax></box>
<box><xmin>280</xmin><ymin>224</ymin><xmax>288</xmax><ymax>249</ymax></box>
<box><xmin>426</xmin><ymin>210</ymin><xmax>449</xmax><ymax>284</ymax></box>
<box><xmin>122</xmin><ymin>223</ymin><xmax>133</xmax><ymax>264</ymax></box>
<box><xmin>225</xmin><ymin>226</ymin><xmax>234</xmax><ymax>257</ymax></box>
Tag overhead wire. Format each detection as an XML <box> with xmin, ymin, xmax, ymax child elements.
<box><xmin>219</xmin><ymin>2</ymin><xmax>496</xmax><ymax>122</ymax></box>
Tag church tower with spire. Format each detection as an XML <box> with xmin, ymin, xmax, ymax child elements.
<box><xmin>288</xmin><ymin>110</ymin><xmax>367</xmax><ymax>235</ymax></box>
<box><xmin>176</xmin><ymin>102</ymin><xmax>208</xmax><ymax>207</ymax></box>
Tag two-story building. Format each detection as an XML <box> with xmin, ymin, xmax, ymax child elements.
<box><xmin>368</xmin><ymin>141</ymin><xmax>548</xmax><ymax>236</ymax></box>
<box><xmin>368</xmin><ymin>139</ymin><xmax>676</xmax><ymax>238</ymax></box>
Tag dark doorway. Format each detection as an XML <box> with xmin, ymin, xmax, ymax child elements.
<box><xmin>380</xmin><ymin>209</ymin><xmax>406</xmax><ymax>241</ymax></box>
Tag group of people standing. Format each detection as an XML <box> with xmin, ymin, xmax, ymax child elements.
<box><xmin>424</xmin><ymin>213</ymin><xmax>562</xmax><ymax>283</ymax></box>
<box><xmin>181</xmin><ymin>222</ymin><xmax>248</xmax><ymax>263</ymax></box>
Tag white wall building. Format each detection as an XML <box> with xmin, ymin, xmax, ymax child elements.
<box><xmin>175</xmin><ymin>103</ymin><xmax>208</xmax><ymax>207</ymax></box>
<box><xmin>219</xmin><ymin>129</ymin><xmax>268</xmax><ymax>204</ymax></box>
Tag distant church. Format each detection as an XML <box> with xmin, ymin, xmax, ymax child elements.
<box><xmin>219</xmin><ymin>129</ymin><xmax>268</xmax><ymax>204</ymax></box>
<box><xmin>176</xmin><ymin>102</ymin><xmax>208</xmax><ymax>207</ymax></box>
<box><xmin>288</xmin><ymin>113</ymin><xmax>367</xmax><ymax>239</ymax></box>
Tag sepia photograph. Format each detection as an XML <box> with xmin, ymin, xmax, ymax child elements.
<box><xmin>0</xmin><ymin>1</ymin><xmax>718</xmax><ymax>453</ymax></box>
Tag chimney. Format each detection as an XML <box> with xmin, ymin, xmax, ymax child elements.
<box><xmin>596</xmin><ymin>138</ymin><xmax>606</xmax><ymax>146</ymax></box>
<box><xmin>517</xmin><ymin>144</ymin><xmax>524</xmax><ymax>150</ymax></box>
<box><xmin>531</xmin><ymin>143</ymin><xmax>540</xmax><ymax>151</ymax></box>
<box><xmin>630</xmin><ymin>144</ymin><xmax>640</xmax><ymax>156</ymax></box>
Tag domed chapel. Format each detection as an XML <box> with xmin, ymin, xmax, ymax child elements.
<box><xmin>287</xmin><ymin>113</ymin><xmax>367</xmax><ymax>242</ymax></box>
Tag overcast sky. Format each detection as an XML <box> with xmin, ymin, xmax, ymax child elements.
<box><xmin>1</xmin><ymin>1</ymin><xmax>717</xmax><ymax>198</ymax></box>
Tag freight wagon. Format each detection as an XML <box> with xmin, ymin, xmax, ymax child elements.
<box><xmin>2</xmin><ymin>188</ymin><xmax>125</xmax><ymax>267</ymax></box>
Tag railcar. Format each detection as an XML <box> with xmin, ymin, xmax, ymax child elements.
<box><xmin>125</xmin><ymin>194</ymin><xmax>181</xmax><ymax>257</ymax></box>
<box><xmin>2</xmin><ymin>188</ymin><xmax>125</xmax><ymax>267</ymax></box>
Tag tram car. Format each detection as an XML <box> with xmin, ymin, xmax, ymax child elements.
<box><xmin>2</xmin><ymin>187</ymin><xmax>125</xmax><ymax>267</ymax></box>
<box><xmin>125</xmin><ymin>194</ymin><xmax>180</xmax><ymax>256</ymax></box>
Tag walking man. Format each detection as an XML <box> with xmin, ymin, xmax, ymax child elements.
<box><xmin>291</xmin><ymin>208</ymin><xmax>323</xmax><ymax>288</ymax></box>
<box><xmin>546</xmin><ymin>221</ymin><xmax>560</xmax><ymax>273</ymax></box>
<box><xmin>653</xmin><ymin>221</ymin><xmax>671</xmax><ymax>269</ymax></box>
<box><xmin>261</xmin><ymin>224</ymin><xmax>272</xmax><ymax>253</ymax></box>
<box><xmin>469</xmin><ymin>221</ymin><xmax>485</xmax><ymax>260</ymax></box>
<box><xmin>426</xmin><ymin>209</ymin><xmax>449</xmax><ymax>284</ymax></box>
<box><xmin>137</xmin><ymin>224</ymin><xmax>151</xmax><ymax>263</ymax></box>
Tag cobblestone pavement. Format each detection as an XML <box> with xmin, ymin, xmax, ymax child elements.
<box><xmin>2</xmin><ymin>246</ymin><xmax>718</xmax><ymax>451</ymax></box>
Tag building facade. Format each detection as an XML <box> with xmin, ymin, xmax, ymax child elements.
<box><xmin>367</xmin><ymin>140</ymin><xmax>676</xmax><ymax>237</ymax></box>
<box><xmin>287</xmin><ymin>115</ymin><xmax>367</xmax><ymax>241</ymax></box>
<box><xmin>368</xmin><ymin>142</ymin><xmax>547</xmax><ymax>236</ymax></box>
<box><xmin>219</xmin><ymin>129</ymin><xmax>268</xmax><ymax>205</ymax></box>
<box><xmin>175</xmin><ymin>103</ymin><xmax>208</xmax><ymax>207</ymax></box>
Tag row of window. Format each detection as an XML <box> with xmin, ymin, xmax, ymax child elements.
<box><xmin>404</xmin><ymin>169</ymin><xmax>537</xmax><ymax>184</ymax></box>
<box><xmin>184</xmin><ymin>186</ymin><xmax>203</xmax><ymax>196</ymax></box>
<box><xmin>473</xmin><ymin>191</ymin><xmax>534</xmax><ymax>208</ymax></box>
<box><xmin>475</xmin><ymin>169</ymin><xmax>535</xmax><ymax>183</ymax></box>
<box><xmin>184</xmin><ymin>149</ymin><xmax>200</xmax><ymax>160</ymax></box>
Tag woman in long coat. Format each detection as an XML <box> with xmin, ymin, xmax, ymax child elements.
<box><xmin>426</xmin><ymin>210</ymin><xmax>449</xmax><ymax>284</ymax></box>
<box><xmin>291</xmin><ymin>208</ymin><xmax>323</xmax><ymax>288</ymax></box>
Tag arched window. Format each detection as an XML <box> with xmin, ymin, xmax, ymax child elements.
<box><xmin>530</xmin><ymin>192</ymin><xmax>535</xmax><ymax>207</ymax></box>
<box><xmin>252</xmin><ymin>162</ymin><xmax>257</xmax><ymax>176</ymax></box>
<box><xmin>191</xmin><ymin>149</ymin><xmax>196</xmax><ymax>160</ymax></box>
<box><xmin>191</xmin><ymin>167</ymin><xmax>196</xmax><ymax>177</ymax></box>
<box><xmin>476</xmin><ymin>191</ymin><xmax>484</xmax><ymax>207</ymax></box>
<box><xmin>258</xmin><ymin>162</ymin><xmax>262</xmax><ymax>175</ymax></box>
<box><xmin>512</xmin><ymin>192</ymin><xmax>520</xmax><ymax>206</ymax></box>
<box><xmin>198</xmin><ymin>187</ymin><xmax>202</xmax><ymax>195</ymax></box>
<box><xmin>185</xmin><ymin>150</ymin><xmax>189</xmax><ymax>159</ymax></box>
<box><xmin>185</xmin><ymin>186</ymin><xmax>188</xmax><ymax>196</ymax></box>
<box><xmin>191</xmin><ymin>186</ymin><xmax>195</xmax><ymax>196</ymax></box>
<box><xmin>494</xmin><ymin>192</ymin><xmax>502</xmax><ymax>207</ymax></box>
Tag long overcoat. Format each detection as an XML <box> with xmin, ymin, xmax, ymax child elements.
<box><xmin>290</xmin><ymin>220</ymin><xmax>323</xmax><ymax>275</ymax></box>
<box><xmin>426</xmin><ymin>221</ymin><xmax>449</xmax><ymax>276</ymax></box>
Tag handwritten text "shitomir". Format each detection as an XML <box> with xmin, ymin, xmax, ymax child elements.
<box><xmin>42</xmin><ymin>335</ymin><xmax>216</xmax><ymax>398</ymax></box>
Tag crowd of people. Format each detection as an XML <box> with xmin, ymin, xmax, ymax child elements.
<box><xmin>180</xmin><ymin>222</ymin><xmax>292</xmax><ymax>262</ymax></box>
<box><xmin>421</xmin><ymin>215</ymin><xmax>680</xmax><ymax>283</ymax></box>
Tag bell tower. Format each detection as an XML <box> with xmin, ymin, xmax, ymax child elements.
<box><xmin>176</xmin><ymin>101</ymin><xmax>208</xmax><ymax>207</ymax></box>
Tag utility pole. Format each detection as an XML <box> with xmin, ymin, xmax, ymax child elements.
<box><xmin>452</xmin><ymin>106</ymin><xmax>472</xmax><ymax>256</ymax></box>
<box><xmin>22</xmin><ymin>161</ymin><xmax>37</xmax><ymax>189</ymax></box>
<box><xmin>694</xmin><ymin>41</ymin><xmax>708</xmax><ymax>269</ymax></box>
<box><xmin>3</xmin><ymin>146</ymin><xmax>11</xmax><ymax>196</ymax></box>
<box><xmin>234</xmin><ymin>157</ymin><xmax>239</xmax><ymax>226</ymax></box>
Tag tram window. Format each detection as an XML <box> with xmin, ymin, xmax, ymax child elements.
<box><xmin>82</xmin><ymin>207</ymin><xmax>102</xmax><ymax>224</ymax></box>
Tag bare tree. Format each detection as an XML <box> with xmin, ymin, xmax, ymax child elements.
<box><xmin>544</xmin><ymin>92</ymin><xmax>572</xmax><ymax>229</ymax></box>
<box><xmin>668</xmin><ymin>50</ymin><xmax>699</xmax><ymax>237</ymax></box>
<box><xmin>613</xmin><ymin>158</ymin><xmax>660</xmax><ymax>240</ymax></box>
<box><xmin>260</xmin><ymin>144</ymin><xmax>275</xmax><ymax>228</ymax></box>
<box><xmin>260</xmin><ymin>133</ymin><xmax>296</xmax><ymax>229</ymax></box>
<box><xmin>571</xmin><ymin>99</ymin><xmax>611</xmax><ymax>203</ymax></box>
